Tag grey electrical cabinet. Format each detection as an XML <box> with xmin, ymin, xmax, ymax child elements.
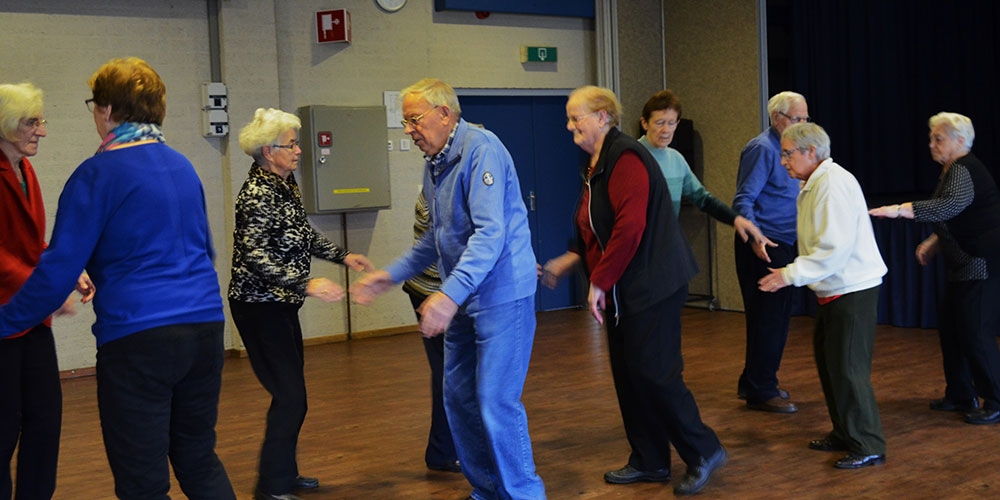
<box><xmin>297</xmin><ymin>105</ymin><xmax>391</xmax><ymax>213</ymax></box>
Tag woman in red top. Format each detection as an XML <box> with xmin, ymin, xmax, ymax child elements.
<box><xmin>0</xmin><ymin>82</ymin><xmax>92</xmax><ymax>499</ymax></box>
<box><xmin>543</xmin><ymin>86</ymin><xmax>726</xmax><ymax>496</ymax></box>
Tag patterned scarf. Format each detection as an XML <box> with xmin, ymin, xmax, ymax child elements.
<box><xmin>95</xmin><ymin>122</ymin><xmax>165</xmax><ymax>154</ymax></box>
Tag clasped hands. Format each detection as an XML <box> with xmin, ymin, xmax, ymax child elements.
<box><xmin>306</xmin><ymin>253</ymin><xmax>375</xmax><ymax>304</ymax></box>
<box><xmin>349</xmin><ymin>270</ymin><xmax>458</xmax><ymax>338</ymax></box>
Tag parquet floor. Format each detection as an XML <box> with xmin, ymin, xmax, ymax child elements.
<box><xmin>50</xmin><ymin>307</ymin><xmax>1000</xmax><ymax>499</ymax></box>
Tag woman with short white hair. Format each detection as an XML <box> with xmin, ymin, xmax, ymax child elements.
<box><xmin>870</xmin><ymin>112</ymin><xmax>1000</xmax><ymax>426</ymax></box>
<box><xmin>229</xmin><ymin>108</ymin><xmax>374</xmax><ymax>500</ymax></box>
<box><xmin>762</xmin><ymin>122</ymin><xmax>888</xmax><ymax>469</ymax></box>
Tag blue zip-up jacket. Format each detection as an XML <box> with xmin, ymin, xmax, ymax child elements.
<box><xmin>386</xmin><ymin>119</ymin><xmax>536</xmax><ymax>312</ymax></box>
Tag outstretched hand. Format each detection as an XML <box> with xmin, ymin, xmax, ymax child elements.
<box><xmin>350</xmin><ymin>270</ymin><xmax>394</xmax><ymax>305</ymax></box>
<box><xmin>343</xmin><ymin>253</ymin><xmax>376</xmax><ymax>272</ymax></box>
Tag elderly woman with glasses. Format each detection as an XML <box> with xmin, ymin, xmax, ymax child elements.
<box><xmin>543</xmin><ymin>85</ymin><xmax>726</xmax><ymax>496</ymax></box>
<box><xmin>761</xmin><ymin>122</ymin><xmax>888</xmax><ymax>469</ymax></box>
<box><xmin>870</xmin><ymin>112</ymin><xmax>1000</xmax><ymax>426</ymax></box>
<box><xmin>637</xmin><ymin>89</ymin><xmax>773</xmax><ymax>264</ymax></box>
<box><xmin>229</xmin><ymin>108</ymin><xmax>373</xmax><ymax>500</ymax></box>
<box><xmin>0</xmin><ymin>58</ymin><xmax>235</xmax><ymax>498</ymax></box>
<box><xmin>0</xmin><ymin>82</ymin><xmax>93</xmax><ymax>500</ymax></box>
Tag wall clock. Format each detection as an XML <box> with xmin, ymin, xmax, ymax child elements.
<box><xmin>376</xmin><ymin>0</ymin><xmax>407</xmax><ymax>12</ymax></box>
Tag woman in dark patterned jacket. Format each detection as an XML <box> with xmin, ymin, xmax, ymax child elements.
<box><xmin>229</xmin><ymin>108</ymin><xmax>373</xmax><ymax>500</ymax></box>
<box><xmin>870</xmin><ymin>112</ymin><xmax>1000</xmax><ymax>426</ymax></box>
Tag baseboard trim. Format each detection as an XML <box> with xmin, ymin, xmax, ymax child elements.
<box><xmin>61</xmin><ymin>325</ymin><xmax>421</xmax><ymax>377</ymax></box>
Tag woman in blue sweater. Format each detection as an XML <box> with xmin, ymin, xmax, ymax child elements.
<box><xmin>0</xmin><ymin>57</ymin><xmax>236</xmax><ymax>499</ymax></box>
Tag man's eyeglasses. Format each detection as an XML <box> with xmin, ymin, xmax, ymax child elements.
<box><xmin>779</xmin><ymin>111</ymin><xmax>811</xmax><ymax>124</ymax></box>
<box><xmin>21</xmin><ymin>118</ymin><xmax>48</xmax><ymax>130</ymax></box>
<box><xmin>272</xmin><ymin>140</ymin><xmax>300</xmax><ymax>150</ymax></box>
<box><xmin>401</xmin><ymin>106</ymin><xmax>440</xmax><ymax>128</ymax></box>
<box><xmin>85</xmin><ymin>98</ymin><xmax>96</xmax><ymax>112</ymax></box>
<box><xmin>780</xmin><ymin>147</ymin><xmax>809</xmax><ymax>160</ymax></box>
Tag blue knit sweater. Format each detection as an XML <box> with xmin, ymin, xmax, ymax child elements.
<box><xmin>0</xmin><ymin>142</ymin><xmax>223</xmax><ymax>346</ymax></box>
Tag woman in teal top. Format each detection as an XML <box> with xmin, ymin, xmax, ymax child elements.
<box><xmin>639</xmin><ymin>90</ymin><xmax>770</xmax><ymax>250</ymax></box>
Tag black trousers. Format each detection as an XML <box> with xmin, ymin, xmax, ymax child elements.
<box><xmin>96</xmin><ymin>322</ymin><xmax>234</xmax><ymax>500</ymax></box>
<box><xmin>814</xmin><ymin>286</ymin><xmax>885</xmax><ymax>455</ymax></box>
<box><xmin>734</xmin><ymin>237</ymin><xmax>797</xmax><ymax>403</ymax></box>
<box><xmin>230</xmin><ymin>300</ymin><xmax>307</xmax><ymax>495</ymax></box>
<box><xmin>605</xmin><ymin>284</ymin><xmax>721</xmax><ymax>471</ymax></box>
<box><xmin>0</xmin><ymin>325</ymin><xmax>61</xmax><ymax>500</ymax></box>
<box><xmin>938</xmin><ymin>274</ymin><xmax>1000</xmax><ymax>409</ymax></box>
<box><xmin>406</xmin><ymin>291</ymin><xmax>458</xmax><ymax>468</ymax></box>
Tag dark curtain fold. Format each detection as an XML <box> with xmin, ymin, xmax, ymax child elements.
<box><xmin>772</xmin><ymin>0</ymin><xmax>1000</xmax><ymax>327</ymax></box>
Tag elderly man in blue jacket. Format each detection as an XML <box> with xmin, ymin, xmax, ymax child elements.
<box><xmin>352</xmin><ymin>78</ymin><xmax>545</xmax><ymax>500</ymax></box>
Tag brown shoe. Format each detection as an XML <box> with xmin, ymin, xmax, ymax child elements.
<box><xmin>747</xmin><ymin>396</ymin><xmax>798</xmax><ymax>413</ymax></box>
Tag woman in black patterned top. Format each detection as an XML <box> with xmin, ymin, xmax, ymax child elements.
<box><xmin>870</xmin><ymin>112</ymin><xmax>1000</xmax><ymax>425</ymax></box>
<box><xmin>229</xmin><ymin>108</ymin><xmax>374</xmax><ymax>500</ymax></box>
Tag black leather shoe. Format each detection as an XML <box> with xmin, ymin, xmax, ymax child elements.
<box><xmin>738</xmin><ymin>387</ymin><xmax>790</xmax><ymax>400</ymax></box>
<box><xmin>747</xmin><ymin>396</ymin><xmax>798</xmax><ymax>413</ymax></box>
<box><xmin>294</xmin><ymin>475</ymin><xmax>319</xmax><ymax>490</ymax></box>
<box><xmin>254</xmin><ymin>489</ymin><xmax>303</xmax><ymax>500</ymax></box>
<box><xmin>603</xmin><ymin>464</ymin><xmax>671</xmax><ymax>484</ymax></box>
<box><xmin>428</xmin><ymin>460</ymin><xmax>462</xmax><ymax>473</ymax></box>
<box><xmin>674</xmin><ymin>446</ymin><xmax>727</xmax><ymax>495</ymax></box>
<box><xmin>809</xmin><ymin>435</ymin><xmax>848</xmax><ymax>452</ymax></box>
<box><xmin>930</xmin><ymin>397</ymin><xmax>980</xmax><ymax>412</ymax></box>
<box><xmin>833</xmin><ymin>453</ymin><xmax>885</xmax><ymax>469</ymax></box>
<box><xmin>965</xmin><ymin>408</ymin><xmax>1000</xmax><ymax>424</ymax></box>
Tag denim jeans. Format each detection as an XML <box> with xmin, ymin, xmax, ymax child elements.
<box><xmin>444</xmin><ymin>295</ymin><xmax>545</xmax><ymax>500</ymax></box>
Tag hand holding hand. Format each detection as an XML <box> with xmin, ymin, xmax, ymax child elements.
<box><xmin>416</xmin><ymin>292</ymin><xmax>459</xmax><ymax>338</ymax></box>
<box><xmin>350</xmin><ymin>270</ymin><xmax>394</xmax><ymax>305</ymax></box>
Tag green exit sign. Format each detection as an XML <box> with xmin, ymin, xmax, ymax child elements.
<box><xmin>521</xmin><ymin>46</ymin><xmax>558</xmax><ymax>63</ymax></box>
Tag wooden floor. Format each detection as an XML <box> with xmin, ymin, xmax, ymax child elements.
<box><xmin>50</xmin><ymin>307</ymin><xmax>1000</xmax><ymax>499</ymax></box>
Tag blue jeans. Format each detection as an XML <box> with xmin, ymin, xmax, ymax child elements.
<box><xmin>444</xmin><ymin>295</ymin><xmax>545</xmax><ymax>500</ymax></box>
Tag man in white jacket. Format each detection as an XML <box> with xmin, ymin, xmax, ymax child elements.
<box><xmin>758</xmin><ymin>122</ymin><xmax>888</xmax><ymax>470</ymax></box>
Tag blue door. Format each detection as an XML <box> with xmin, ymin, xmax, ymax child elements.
<box><xmin>460</xmin><ymin>94</ymin><xmax>586</xmax><ymax>311</ymax></box>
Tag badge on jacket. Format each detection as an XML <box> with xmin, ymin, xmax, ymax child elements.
<box><xmin>483</xmin><ymin>172</ymin><xmax>494</xmax><ymax>186</ymax></box>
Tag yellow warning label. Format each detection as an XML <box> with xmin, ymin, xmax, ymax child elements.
<box><xmin>333</xmin><ymin>188</ymin><xmax>371</xmax><ymax>194</ymax></box>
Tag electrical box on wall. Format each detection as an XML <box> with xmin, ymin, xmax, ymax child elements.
<box><xmin>298</xmin><ymin>106</ymin><xmax>391</xmax><ymax>213</ymax></box>
<box><xmin>201</xmin><ymin>82</ymin><xmax>229</xmax><ymax>137</ymax></box>
<box><xmin>316</xmin><ymin>9</ymin><xmax>351</xmax><ymax>44</ymax></box>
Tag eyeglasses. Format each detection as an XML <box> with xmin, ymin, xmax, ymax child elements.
<box><xmin>85</xmin><ymin>98</ymin><xmax>96</xmax><ymax>112</ymax></box>
<box><xmin>21</xmin><ymin>118</ymin><xmax>48</xmax><ymax>130</ymax></box>
<box><xmin>780</xmin><ymin>147</ymin><xmax>809</xmax><ymax>160</ymax></box>
<box><xmin>401</xmin><ymin>106</ymin><xmax>440</xmax><ymax>128</ymax></box>
<box><xmin>567</xmin><ymin>112</ymin><xmax>597</xmax><ymax>126</ymax></box>
<box><xmin>779</xmin><ymin>111</ymin><xmax>811</xmax><ymax>124</ymax></box>
<box><xmin>272</xmin><ymin>140</ymin><xmax>300</xmax><ymax>150</ymax></box>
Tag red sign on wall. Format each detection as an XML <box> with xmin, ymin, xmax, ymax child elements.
<box><xmin>318</xmin><ymin>132</ymin><xmax>333</xmax><ymax>147</ymax></box>
<box><xmin>316</xmin><ymin>9</ymin><xmax>351</xmax><ymax>44</ymax></box>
